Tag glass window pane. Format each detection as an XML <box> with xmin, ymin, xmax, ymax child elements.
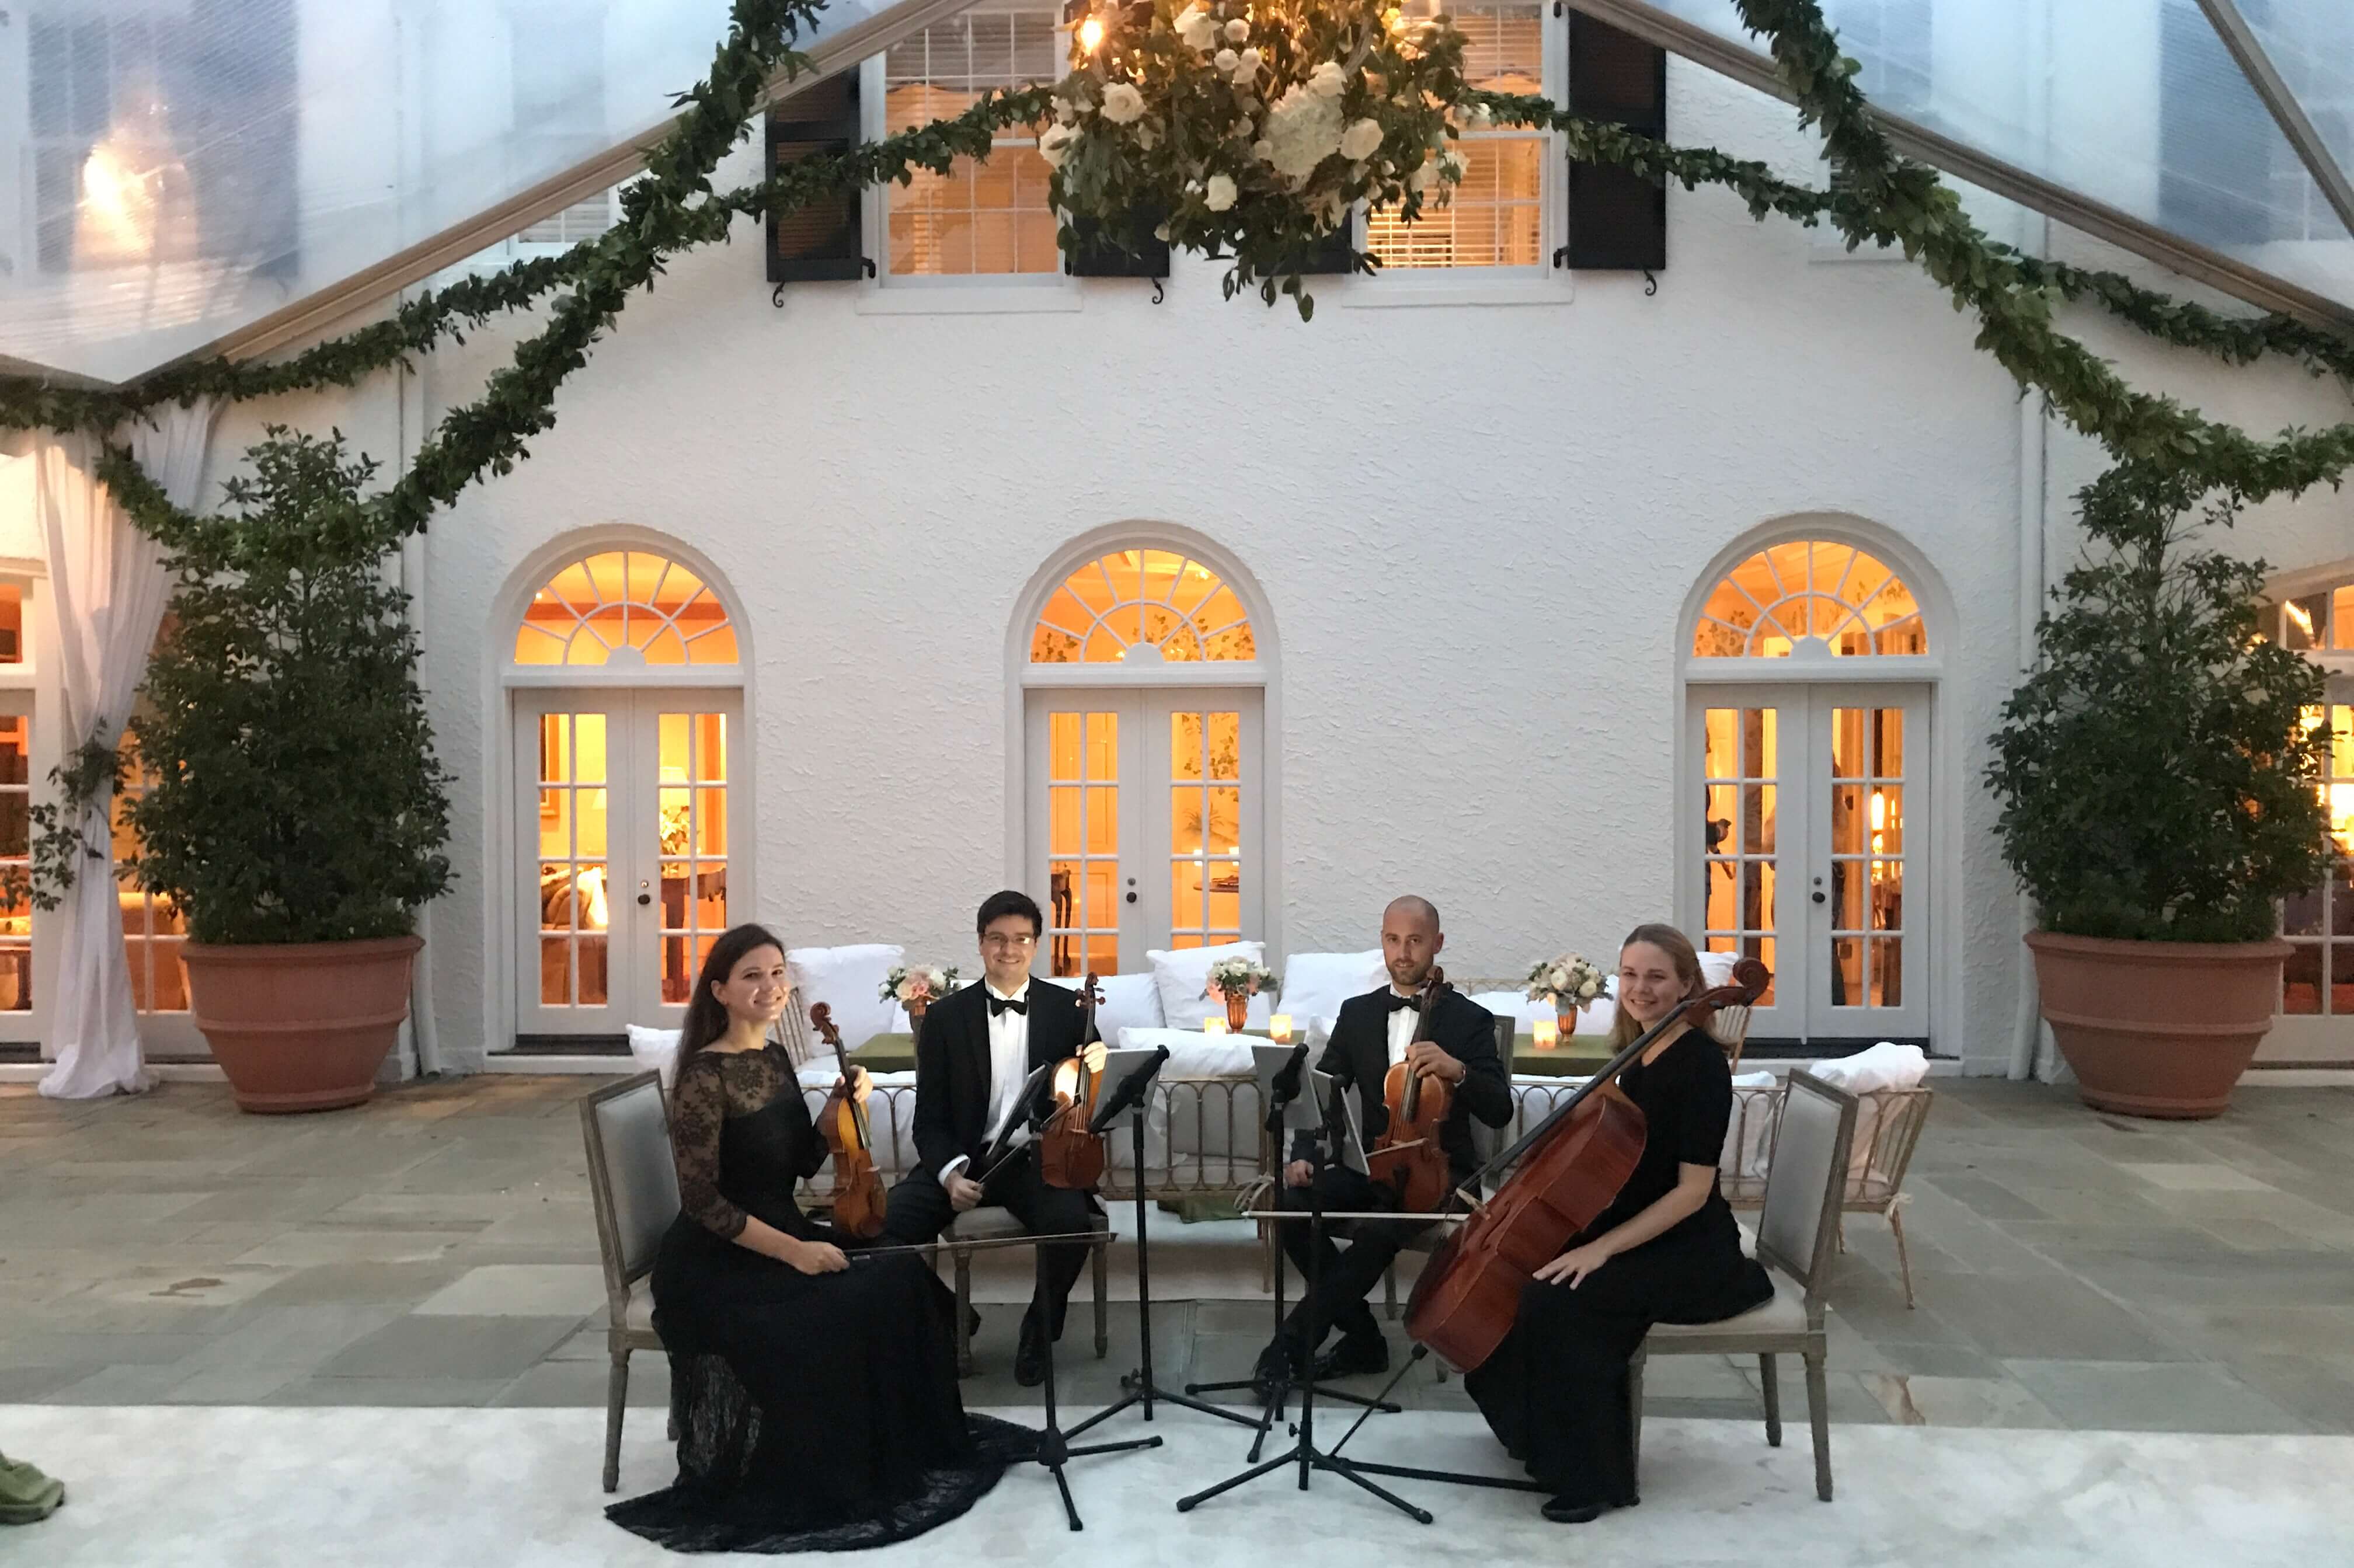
<box><xmin>1085</xmin><ymin>786</ymin><xmax>1117</xmax><ymax>853</ymax></box>
<box><xmin>1208</xmin><ymin>712</ymin><xmax>1241</xmax><ymax>781</ymax></box>
<box><xmin>2284</xmin><ymin>941</ymin><xmax>2323</xmax><ymax>1013</ymax></box>
<box><xmin>1172</xmin><ymin>712</ymin><xmax>1204</xmax><ymax>781</ymax></box>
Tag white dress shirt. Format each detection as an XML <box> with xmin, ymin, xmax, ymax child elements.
<box><xmin>1387</xmin><ymin>987</ymin><xmax>1421</xmax><ymax>1068</ymax></box>
<box><xmin>939</xmin><ymin>980</ymin><xmax>1032</xmax><ymax>1184</ymax></box>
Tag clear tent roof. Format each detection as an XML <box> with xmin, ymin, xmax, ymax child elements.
<box><xmin>5</xmin><ymin>0</ymin><xmax>2354</xmax><ymax>387</ymax></box>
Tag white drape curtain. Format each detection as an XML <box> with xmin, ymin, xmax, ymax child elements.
<box><xmin>32</xmin><ymin>400</ymin><xmax>218</xmax><ymax>1099</ymax></box>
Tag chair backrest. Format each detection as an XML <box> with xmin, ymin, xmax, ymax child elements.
<box><xmin>1752</xmin><ymin>1068</ymin><xmax>1858</xmax><ymax>1301</ymax></box>
<box><xmin>1467</xmin><ymin>1013</ymin><xmax>1517</xmax><ymax>1170</ymax></box>
<box><xmin>1711</xmin><ymin>1002</ymin><xmax>1754</xmax><ymax>1070</ymax></box>
<box><xmin>580</xmin><ymin>1072</ymin><xmax>682</xmax><ymax>1299</ymax></box>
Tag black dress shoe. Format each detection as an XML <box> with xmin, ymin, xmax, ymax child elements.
<box><xmin>1541</xmin><ymin>1494</ymin><xmax>1606</xmax><ymax>1524</ymax></box>
<box><xmin>1310</xmin><ymin>1333</ymin><xmax>1389</xmax><ymax>1380</ymax></box>
<box><xmin>1014</xmin><ymin>1314</ymin><xmax>1049</xmax><ymax>1388</ymax></box>
<box><xmin>1251</xmin><ymin>1339</ymin><xmax>1299</xmax><ymax>1395</ymax></box>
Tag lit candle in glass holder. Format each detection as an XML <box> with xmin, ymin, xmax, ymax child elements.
<box><xmin>1202</xmin><ymin>1016</ymin><xmax>1230</xmax><ymax>1036</ymax></box>
<box><xmin>1269</xmin><ymin>1014</ymin><xmax>1293</xmax><ymax>1043</ymax></box>
<box><xmin>1532</xmin><ymin>1018</ymin><xmax>1559</xmax><ymax>1053</ymax></box>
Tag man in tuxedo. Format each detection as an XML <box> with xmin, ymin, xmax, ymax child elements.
<box><xmin>882</xmin><ymin>889</ymin><xmax>1107</xmax><ymax>1386</ymax></box>
<box><xmin>1257</xmin><ymin>895</ymin><xmax>1511</xmax><ymax>1385</ymax></box>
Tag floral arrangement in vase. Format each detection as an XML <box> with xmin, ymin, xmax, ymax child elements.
<box><xmin>1043</xmin><ymin>0</ymin><xmax>1479</xmax><ymax>318</ymax></box>
<box><xmin>880</xmin><ymin>964</ymin><xmax>960</xmax><ymax>1017</ymax></box>
<box><xmin>1205</xmin><ymin>954</ymin><xmax>1278</xmax><ymax>1029</ymax></box>
<box><xmin>1526</xmin><ymin>954</ymin><xmax>1606</xmax><ymax>1037</ymax></box>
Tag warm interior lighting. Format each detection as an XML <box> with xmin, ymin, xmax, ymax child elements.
<box><xmin>1078</xmin><ymin>16</ymin><xmax>1104</xmax><ymax>50</ymax></box>
<box><xmin>1202</xmin><ymin>1016</ymin><xmax>1229</xmax><ymax>1036</ymax></box>
<box><xmin>1269</xmin><ymin>1013</ymin><xmax>1293</xmax><ymax>1043</ymax></box>
<box><xmin>2287</xmin><ymin>600</ymin><xmax>2317</xmax><ymax>640</ymax></box>
<box><xmin>1532</xmin><ymin>1018</ymin><xmax>1558</xmax><ymax>1051</ymax></box>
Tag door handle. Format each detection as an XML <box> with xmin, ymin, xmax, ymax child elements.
<box><xmin>1125</xmin><ymin>891</ymin><xmax>1138</xmax><ymax>904</ymax></box>
<box><xmin>637</xmin><ymin>893</ymin><xmax>653</xmax><ymax>906</ymax></box>
<box><xmin>1810</xmin><ymin>891</ymin><xmax>1826</xmax><ymax>904</ymax></box>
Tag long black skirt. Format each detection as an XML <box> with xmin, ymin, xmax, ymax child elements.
<box><xmin>1462</xmin><ymin>1207</ymin><xmax>1771</xmax><ymax>1508</ymax></box>
<box><xmin>607</xmin><ymin>1217</ymin><xmax>1035</xmax><ymax>1554</ymax></box>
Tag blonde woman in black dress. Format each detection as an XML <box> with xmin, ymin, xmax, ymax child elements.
<box><xmin>1464</xmin><ymin>924</ymin><xmax>1771</xmax><ymax>1524</ymax></box>
<box><xmin>608</xmin><ymin>924</ymin><xmax>1030</xmax><ymax>1553</ymax></box>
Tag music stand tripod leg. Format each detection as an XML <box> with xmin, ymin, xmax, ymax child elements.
<box><xmin>1026</xmin><ymin>1190</ymin><xmax>1160</xmax><ymax>1531</ymax></box>
<box><xmin>1068</xmin><ymin>1102</ymin><xmax>1259</xmax><ymax>1441</ymax></box>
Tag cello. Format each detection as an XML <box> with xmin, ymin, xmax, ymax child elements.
<box><xmin>1364</xmin><ymin>964</ymin><xmax>1455</xmax><ymax>1212</ymax></box>
<box><xmin>1038</xmin><ymin>973</ymin><xmax>1109</xmax><ymax>1191</ymax></box>
<box><xmin>807</xmin><ymin>1002</ymin><xmax>887</xmax><ymax>1239</ymax></box>
<box><xmin>1405</xmin><ymin>956</ymin><xmax>1771</xmax><ymax>1373</ymax></box>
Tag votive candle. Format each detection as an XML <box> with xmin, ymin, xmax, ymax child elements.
<box><xmin>1269</xmin><ymin>1014</ymin><xmax>1294</xmax><ymax>1043</ymax></box>
<box><xmin>1203</xmin><ymin>1016</ymin><xmax>1230</xmax><ymax>1036</ymax></box>
<box><xmin>1533</xmin><ymin>1018</ymin><xmax>1559</xmax><ymax>1052</ymax></box>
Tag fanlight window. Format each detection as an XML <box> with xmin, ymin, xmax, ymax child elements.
<box><xmin>515</xmin><ymin>550</ymin><xmax>738</xmax><ymax>667</ymax></box>
<box><xmin>1694</xmin><ymin>541</ymin><xmax>1927</xmax><ymax>658</ymax></box>
<box><xmin>1031</xmin><ymin>550</ymin><xmax>1256</xmax><ymax>664</ymax></box>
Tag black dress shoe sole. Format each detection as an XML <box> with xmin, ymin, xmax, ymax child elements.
<box><xmin>1541</xmin><ymin>1500</ymin><xmax>1606</xmax><ymax>1524</ymax></box>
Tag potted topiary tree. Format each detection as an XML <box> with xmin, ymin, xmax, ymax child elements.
<box><xmin>122</xmin><ymin>429</ymin><xmax>454</xmax><ymax>1112</ymax></box>
<box><xmin>1987</xmin><ymin>461</ymin><xmax>2330</xmax><ymax>1118</ymax></box>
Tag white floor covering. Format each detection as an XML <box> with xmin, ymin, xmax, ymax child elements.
<box><xmin>5</xmin><ymin>1403</ymin><xmax>2350</xmax><ymax>1567</ymax></box>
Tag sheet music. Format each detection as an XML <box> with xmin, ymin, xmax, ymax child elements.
<box><xmin>1312</xmin><ymin>1068</ymin><xmax>1372</xmax><ymax>1177</ymax></box>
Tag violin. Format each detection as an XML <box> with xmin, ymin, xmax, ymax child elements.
<box><xmin>808</xmin><ymin>1002</ymin><xmax>887</xmax><ymax>1239</ymax></box>
<box><xmin>1038</xmin><ymin>973</ymin><xmax>1109</xmax><ymax>1192</ymax></box>
<box><xmin>1364</xmin><ymin>964</ymin><xmax>1455</xmax><ymax>1212</ymax></box>
<box><xmin>1405</xmin><ymin>956</ymin><xmax>1771</xmax><ymax>1373</ymax></box>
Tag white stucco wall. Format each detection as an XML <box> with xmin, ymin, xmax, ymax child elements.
<box><xmin>186</xmin><ymin>52</ymin><xmax>2354</xmax><ymax>1077</ymax></box>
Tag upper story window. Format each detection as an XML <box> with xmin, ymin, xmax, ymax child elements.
<box><xmin>1824</xmin><ymin>0</ymin><xmax>1933</xmax><ymax>117</ymax></box>
<box><xmin>511</xmin><ymin>9</ymin><xmax>617</xmax><ymax>247</ymax></box>
<box><xmin>1366</xmin><ymin>0</ymin><xmax>1548</xmax><ymax>271</ymax></box>
<box><xmin>516</xmin><ymin>549</ymin><xmax>739</xmax><ymax>667</ymax></box>
<box><xmin>1694</xmin><ymin>541</ymin><xmax>1927</xmax><ymax>658</ymax></box>
<box><xmin>0</xmin><ymin>585</ymin><xmax>22</xmax><ymax>664</ymax></box>
<box><xmin>2269</xmin><ymin>577</ymin><xmax>2354</xmax><ymax>654</ymax></box>
<box><xmin>875</xmin><ymin>3</ymin><xmax>1063</xmax><ymax>280</ymax></box>
<box><xmin>29</xmin><ymin>11</ymin><xmax>200</xmax><ymax>274</ymax></box>
<box><xmin>1031</xmin><ymin>550</ymin><xmax>1256</xmax><ymax>664</ymax></box>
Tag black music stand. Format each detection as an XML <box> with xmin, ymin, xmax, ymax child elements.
<box><xmin>998</xmin><ymin>1075</ymin><xmax>1161</xmax><ymax>1531</ymax></box>
<box><xmin>1066</xmin><ymin>1047</ymin><xmax>1260</xmax><ymax>1441</ymax></box>
<box><xmin>1175</xmin><ymin>1069</ymin><xmax>1430</xmax><ymax>1523</ymax></box>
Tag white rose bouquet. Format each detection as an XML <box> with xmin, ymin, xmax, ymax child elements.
<box><xmin>1525</xmin><ymin>954</ymin><xmax>1606</xmax><ymax>1011</ymax></box>
<box><xmin>880</xmin><ymin>964</ymin><xmax>960</xmax><ymax>1009</ymax></box>
<box><xmin>1046</xmin><ymin>0</ymin><xmax>1480</xmax><ymax>318</ymax></box>
<box><xmin>1204</xmin><ymin>955</ymin><xmax>1278</xmax><ymax>1001</ymax></box>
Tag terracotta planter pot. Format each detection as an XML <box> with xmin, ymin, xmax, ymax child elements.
<box><xmin>1557</xmin><ymin>1008</ymin><xmax>1579</xmax><ymax>1039</ymax></box>
<box><xmin>2024</xmin><ymin>930</ymin><xmax>2289</xmax><ymax>1120</ymax></box>
<box><xmin>182</xmin><ymin>934</ymin><xmax>424</xmax><ymax>1114</ymax></box>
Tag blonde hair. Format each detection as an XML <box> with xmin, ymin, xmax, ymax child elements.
<box><xmin>1603</xmin><ymin>924</ymin><xmax>1728</xmax><ymax>1056</ymax></box>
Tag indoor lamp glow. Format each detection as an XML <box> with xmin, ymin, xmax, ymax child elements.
<box><xmin>1078</xmin><ymin>15</ymin><xmax>1104</xmax><ymax>50</ymax></box>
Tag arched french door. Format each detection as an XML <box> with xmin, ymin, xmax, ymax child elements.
<box><xmin>1681</xmin><ymin>534</ymin><xmax>1939</xmax><ymax>1051</ymax></box>
<box><xmin>506</xmin><ymin>544</ymin><xmax>747</xmax><ymax>1047</ymax></box>
<box><xmin>1015</xmin><ymin>539</ymin><xmax>1274</xmax><ymax>975</ymax></box>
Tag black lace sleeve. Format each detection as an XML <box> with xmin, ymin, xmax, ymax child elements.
<box><xmin>670</xmin><ymin>1055</ymin><xmax>748</xmax><ymax>1241</ymax></box>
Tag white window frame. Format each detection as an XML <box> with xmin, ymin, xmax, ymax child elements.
<box><xmin>500</xmin><ymin>2</ymin><xmax>618</xmax><ymax>262</ymax></box>
<box><xmin>858</xmin><ymin>4</ymin><xmax>1078</xmax><ymax>311</ymax></box>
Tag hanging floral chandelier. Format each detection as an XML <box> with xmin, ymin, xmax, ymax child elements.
<box><xmin>1044</xmin><ymin>0</ymin><xmax>1489</xmax><ymax>316</ymax></box>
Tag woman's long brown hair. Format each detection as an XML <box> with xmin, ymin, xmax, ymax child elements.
<box><xmin>1602</xmin><ymin>923</ymin><xmax>1729</xmax><ymax>1056</ymax></box>
<box><xmin>673</xmin><ymin>923</ymin><xmax>790</xmax><ymax>1079</ymax></box>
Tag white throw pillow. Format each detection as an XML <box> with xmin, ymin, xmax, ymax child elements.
<box><xmin>627</xmin><ymin>1025</ymin><xmax>682</xmax><ymax>1091</ymax></box>
<box><xmin>1699</xmin><ymin>951</ymin><xmax>1738</xmax><ymax>987</ymax></box>
<box><xmin>1039</xmin><ymin>971</ymin><xmax>1167</xmax><ymax>1039</ymax></box>
<box><xmin>1276</xmin><ymin>950</ymin><xmax>1387</xmax><ymax>1023</ymax></box>
<box><xmin>1114</xmin><ymin>1025</ymin><xmax>1260</xmax><ymax>1079</ymax></box>
<box><xmin>1148</xmin><ymin>940</ymin><xmax>1273</xmax><ymax>1030</ymax></box>
<box><xmin>1806</xmin><ymin>1043</ymin><xmax>1931</xmax><ymax>1188</ymax></box>
<box><xmin>1469</xmin><ymin>989</ymin><xmax>1618</xmax><ymax>1040</ymax></box>
<box><xmin>784</xmin><ymin>943</ymin><xmax>910</xmax><ymax>1050</ymax></box>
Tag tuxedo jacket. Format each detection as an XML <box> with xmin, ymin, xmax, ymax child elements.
<box><xmin>910</xmin><ymin>978</ymin><xmax>1101</xmax><ymax>1180</ymax></box>
<box><xmin>1291</xmin><ymin>986</ymin><xmax>1512</xmax><ymax>1182</ymax></box>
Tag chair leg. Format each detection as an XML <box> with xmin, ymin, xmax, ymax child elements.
<box><xmin>1383</xmin><ymin>1260</ymin><xmax>1399</xmax><ymax>1320</ymax></box>
<box><xmin>1628</xmin><ymin>1349</ymin><xmax>1646</xmax><ymax>1479</ymax></box>
<box><xmin>1804</xmin><ymin>1349</ymin><xmax>1833</xmax><ymax>1501</ymax></box>
<box><xmin>1835</xmin><ymin>1214</ymin><xmax>1847</xmax><ymax>1254</ymax></box>
<box><xmin>954</xmin><ymin>1246</ymin><xmax>974</xmax><ymax>1377</ymax></box>
<box><xmin>603</xmin><ymin>1351</ymin><xmax>629</xmax><ymax>1494</ymax></box>
<box><xmin>1258</xmin><ymin>1218</ymin><xmax>1274</xmax><ymax>1295</ymax></box>
<box><xmin>1888</xmin><ymin>1205</ymin><xmax>1918</xmax><ymax>1310</ymax></box>
<box><xmin>1758</xmin><ymin>1353</ymin><xmax>1782</xmax><ymax>1448</ymax></box>
<box><xmin>1094</xmin><ymin>1236</ymin><xmax>1110</xmax><ymax>1358</ymax></box>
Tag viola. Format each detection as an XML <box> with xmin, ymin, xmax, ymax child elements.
<box><xmin>809</xmin><ymin>1002</ymin><xmax>887</xmax><ymax>1239</ymax></box>
<box><xmin>1405</xmin><ymin>956</ymin><xmax>1771</xmax><ymax>1374</ymax></box>
<box><xmin>1039</xmin><ymin>974</ymin><xmax>1109</xmax><ymax>1192</ymax></box>
<box><xmin>1364</xmin><ymin>965</ymin><xmax>1456</xmax><ymax>1212</ymax></box>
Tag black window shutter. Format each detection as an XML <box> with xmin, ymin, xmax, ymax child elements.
<box><xmin>1300</xmin><ymin>212</ymin><xmax>1358</xmax><ymax>274</ymax></box>
<box><xmin>766</xmin><ymin>74</ymin><xmax>868</xmax><ymax>283</ymax></box>
<box><xmin>1065</xmin><ymin>209</ymin><xmax>1171</xmax><ymax>278</ymax></box>
<box><xmin>1565</xmin><ymin>13</ymin><xmax>1666</xmax><ymax>271</ymax></box>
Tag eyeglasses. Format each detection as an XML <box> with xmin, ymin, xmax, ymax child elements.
<box><xmin>981</xmin><ymin>933</ymin><xmax>1037</xmax><ymax>950</ymax></box>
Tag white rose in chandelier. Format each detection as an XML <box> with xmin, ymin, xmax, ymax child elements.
<box><xmin>1215</xmin><ymin>47</ymin><xmax>1238</xmax><ymax>74</ymax></box>
<box><xmin>1101</xmin><ymin>81</ymin><xmax>1147</xmax><ymax>124</ymax></box>
<box><xmin>1225</xmin><ymin>18</ymin><xmax>1249</xmax><ymax>41</ymax></box>
<box><xmin>1175</xmin><ymin>1</ymin><xmax>1217</xmax><ymax>51</ymax></box>
<box><xmin>1204</xmin><ymin>172</ymin><xmax>1238</xmax><ymax>211</ymax></box>
<box><xmin>1039</xmin><ymin>121</ymin><xmax>1079</xmax><ymax>169</ymax></box>
<box><xmin>1263</xmin><ymin>82</ymin><xmax>1346</xmax><ymax>184</ymax></box>
<box><xmin>1338</xmin><ymin>116</ymin><xmax>1384</xmax><ymax>162</ymax></box>
<box><xmin>1307</xmin><ymin>60</ymin><xmax>1348</xmax><ymax>99</ymax></box>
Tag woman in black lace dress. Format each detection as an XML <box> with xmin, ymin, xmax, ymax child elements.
<box><xmin>1463</xmin><ymin>924</ymin><xmax>1773</xmax><ymax>1525</ymax></box>
<box><xmin>608</xmin><ymin>924</ymin><xmax>1032</xmax><ymax>1554</ymax></box>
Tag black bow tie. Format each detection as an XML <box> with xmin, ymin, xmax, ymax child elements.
<box><xmin>988</xmin><ymin>994</ymin><xmax>1028</xmax><ymax>1018</ymax></box>
<box><xmin>1385</xmin><ymin>993</ymin><xmax>1423</xmax><ymax>1014</ymax></box>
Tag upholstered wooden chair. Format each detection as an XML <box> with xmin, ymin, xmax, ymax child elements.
<box><xmin>1631</xmin><ymin>1068</ymin><xmax>1859</xmax><ymax>1503</ymax></box>
<box><xmin>580</xmin><ymin>1071</ymin><xmax>680</xmax><ymax>1493</ymax></box>
<box><xmin>941</xmin><ymin>1205</ymin><xmax>1114</xmax><ymax>1377</ymax></box>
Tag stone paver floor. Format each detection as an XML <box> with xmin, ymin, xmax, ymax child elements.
<box><xmin>5</xmin><ymin>1074</ymin><xmax>2353</xmax><ymax>1433</ymax></box>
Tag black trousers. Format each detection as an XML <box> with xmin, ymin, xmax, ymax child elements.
<box><xmin>1462</xmin><ymin>1209</ymin><xmax>1770</xmax><ymax>1507</ymax></box>
<box><xmin>880</xmin><ymin>1156</ymin><xmax>1094</xmax><ymax>1337</ymax></box>
<box><xmin>1274</xmin><ymin>1165</ymin><xmax>1434</xmax><ymax>1350</ymax></box>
